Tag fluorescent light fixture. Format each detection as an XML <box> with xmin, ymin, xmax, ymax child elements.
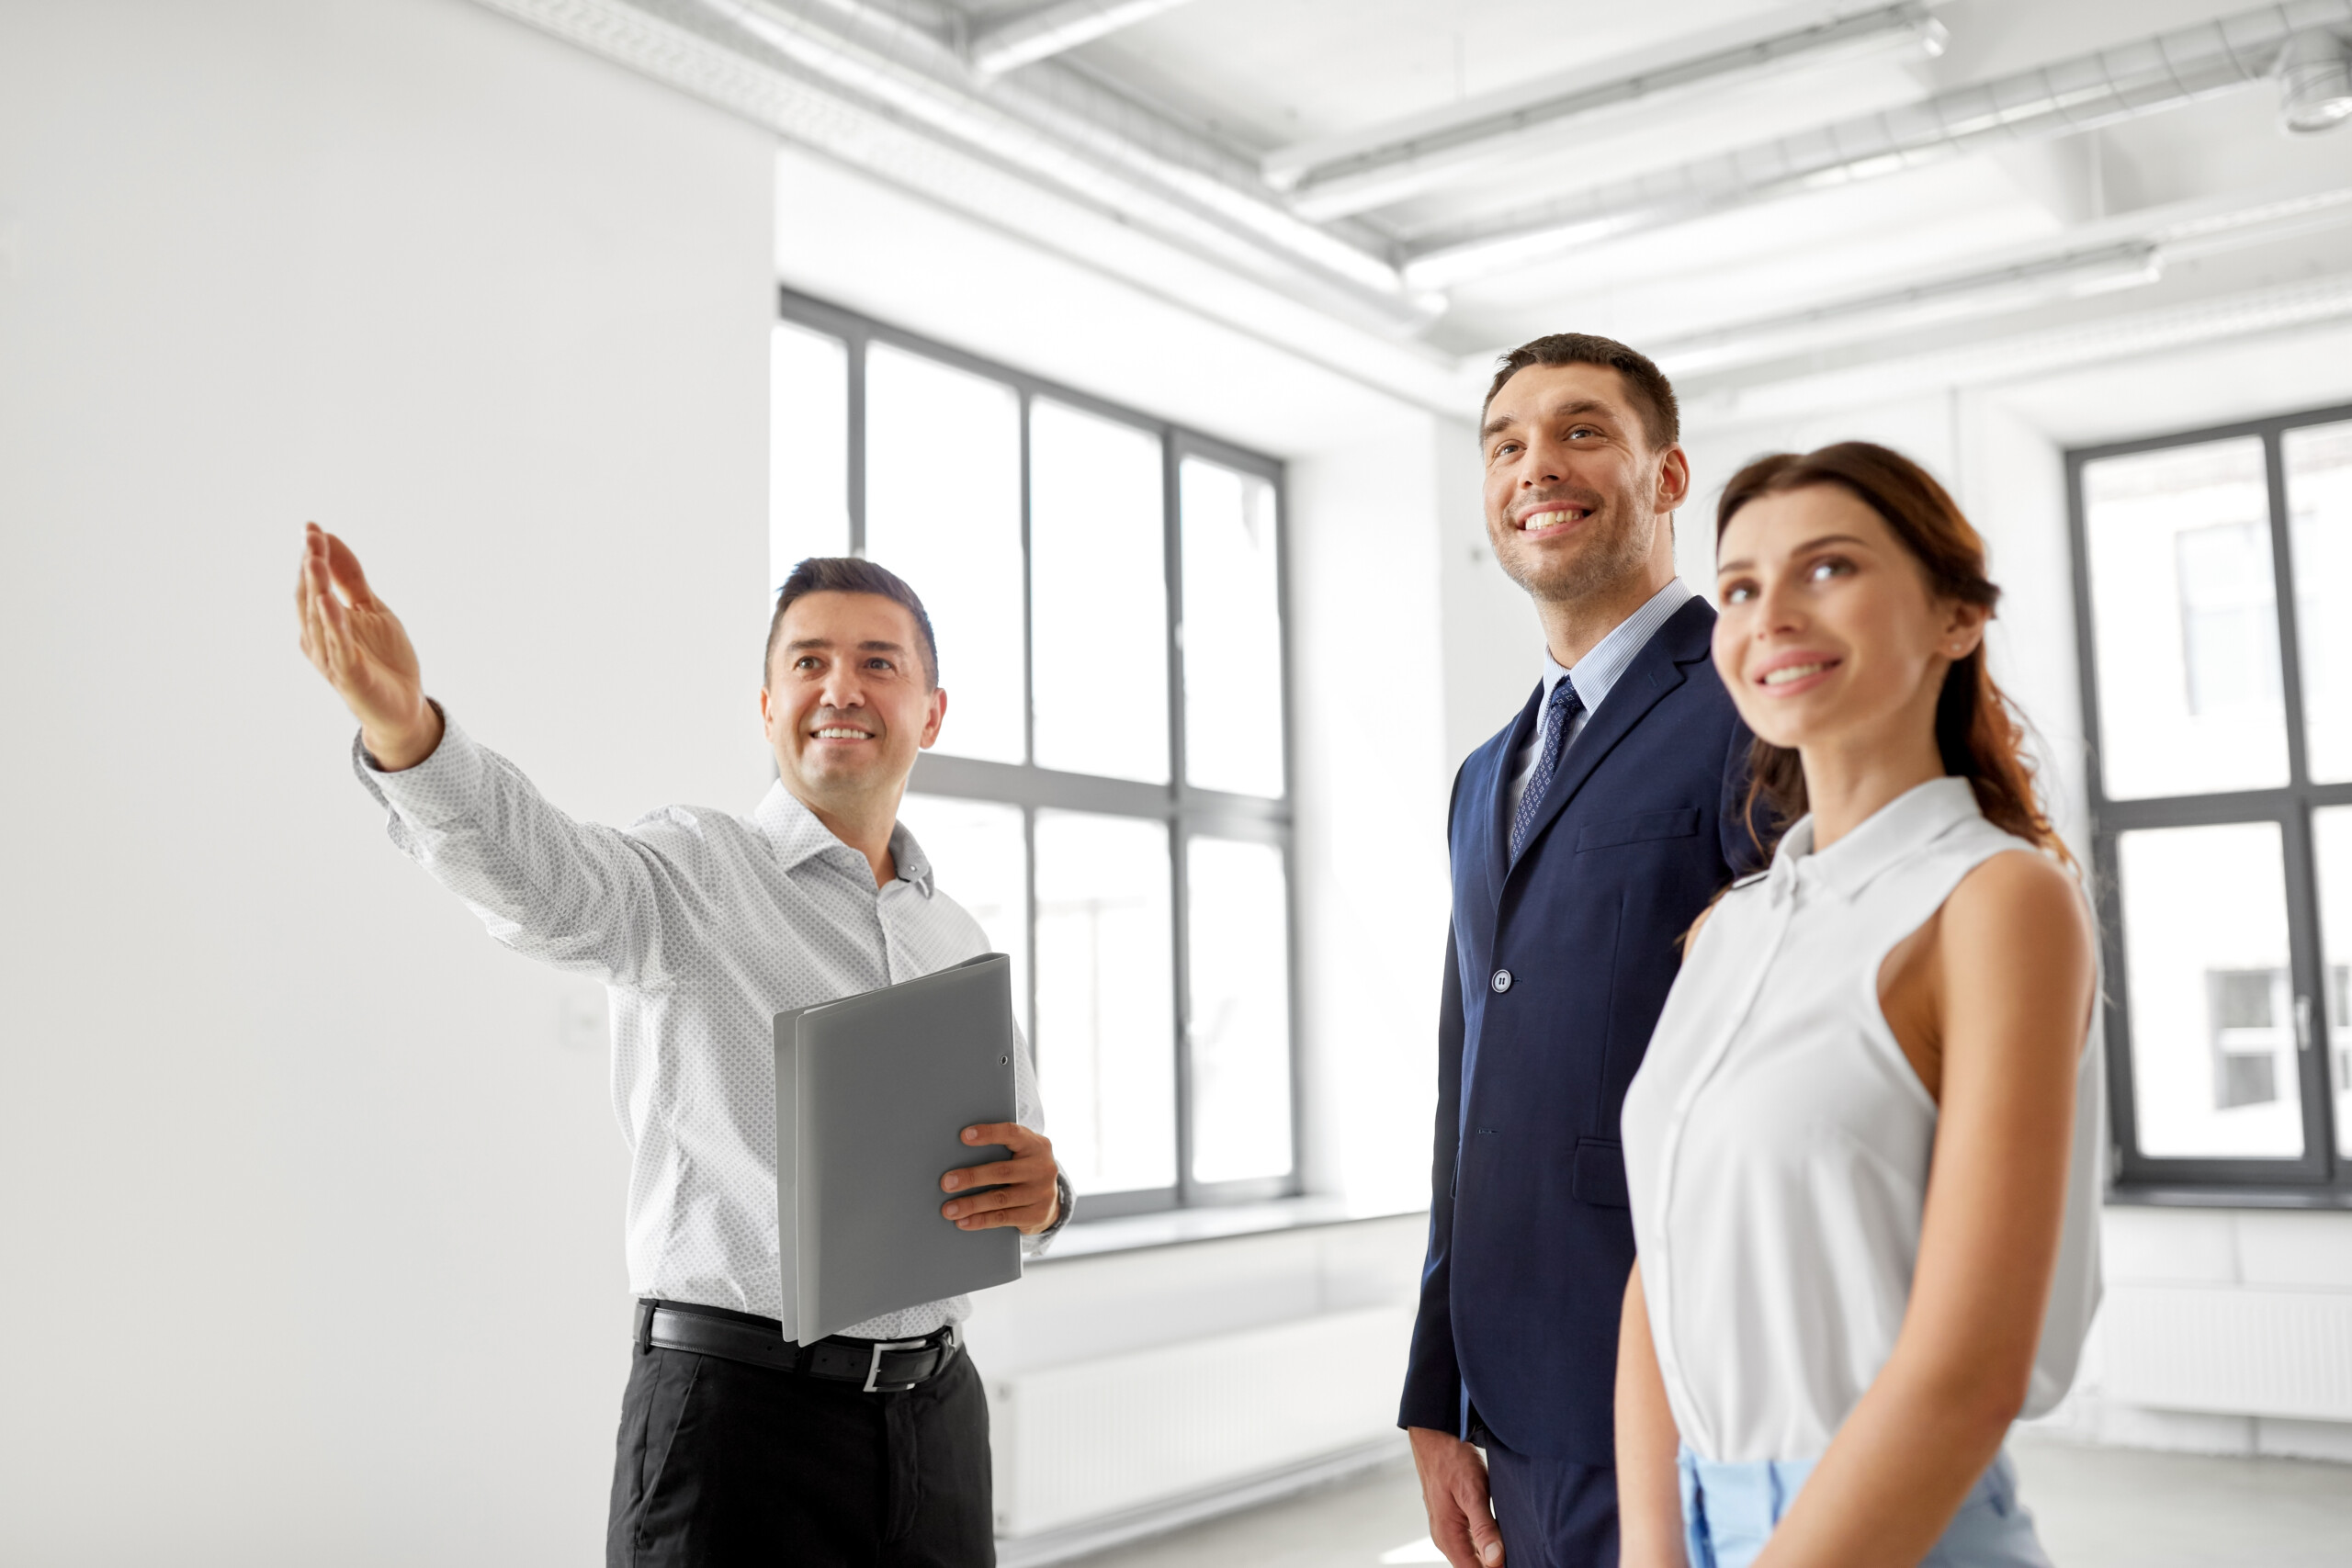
<box><xmin>1645</xmin><ymin>242</ymin><xmax>2165</xmax><ymax>375</ymax></box>
<box><xmin>1262</xmin><ymin>2</ymin><xmax>1946</xmax><ymax>222</ymax></box>
<box><xmin>2280</xmin><ymin>28</ymin><xmax>2352</xmax><ymax>132</ymax></box>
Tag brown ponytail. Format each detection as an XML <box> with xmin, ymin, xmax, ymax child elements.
<box><xmin>1717</xmin><ymin>443</ymin><xmax>2074</xmax><ymax>870</ymax></box>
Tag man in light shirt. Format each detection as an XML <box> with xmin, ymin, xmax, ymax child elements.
<box><xmin>295</xmin><ymin>528</ymin><xmax>1067</xmax><ymax>1567</ymax></box>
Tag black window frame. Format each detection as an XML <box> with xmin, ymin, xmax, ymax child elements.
<box><xmin>2068</xmin><ymin>399</ymin><xmax>2352</xmax><ymax>1207</ymax></box>
<box><xmin>775</xmin><ymin>288</ymin><xmax>1304</xmax><ymax>1221</ymax></box>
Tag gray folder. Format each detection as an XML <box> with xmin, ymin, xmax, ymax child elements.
<box><xmin>775</xmin><ymin>953</ymin><xmax>1023</xmax><ymax>1343</ymax></box>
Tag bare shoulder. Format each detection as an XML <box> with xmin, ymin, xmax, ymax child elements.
<box><xmin>1944</xmin><ymin>848</ymin><xmax>2086</xmax><ymax>934</ymax></box>
<box><xmin>1940</xmin><ymin>848</ymin><xmax>2095</xmax><ymax>998</ymax></box>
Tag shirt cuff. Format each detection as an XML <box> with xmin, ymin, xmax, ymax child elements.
<box><xmin>350</xmin><ymin>700</ymin><xmax>487</xmax><ymax>829</ymax></box>
<box><xmin>1023</xmin><ymin>1169</ymin><xmax>1075</xmax><ymax>1258</ymax></box>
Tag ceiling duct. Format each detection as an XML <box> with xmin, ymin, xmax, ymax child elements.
<box><xmin>970</xmin><ymin>0</ymin><xmax>1200</xmax><ymax>76</ymax></box>
<box><xmin>1405</xmin><ymin>0</ymin><xmax>2352</xmax><ymax>288</ymax></box>
<box><xmin>684</xmin><ymin>0</ymin><xmax>1437</xmax><ymax>328</ymax></box>
<box><xmin>1645</xmin><ymin>242</ymin><xmax>2164</xmax><ymax>376</ymax></box>
<box><xmin>2280</xmin><ymin>28</ymin><xmax>2352</xmax><ymax>130</ymax></box>
<box><xmin>1264</xmin><ymin>1</ymin><xmax>1949</xmax><ymax>222</ymax></box>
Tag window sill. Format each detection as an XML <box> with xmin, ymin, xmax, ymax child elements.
<box><xmin>2108</xmin><ymin>1184</ymin><xmax>2352</xmax><ymax>1212</ymax></box>
<box><xmin>1038</xmin><ymin>1195</ymin><xmax>1427</xmax><ymax>1262</ymax></box>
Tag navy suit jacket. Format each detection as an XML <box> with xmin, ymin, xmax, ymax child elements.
<box><xmin>1399</xmin><ymin>595</ymin><xmax>1757</xmax><ymax>1464</ymax></box>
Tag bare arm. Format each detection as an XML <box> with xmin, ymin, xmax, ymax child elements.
<box><xmin>1752</xmin><ymin>851</ymin><xmax>2094</xmax><ymax>1566</ymax></box>
<box><xmin>1616</xmin><ymin>1264</ymin><xmax>1688</xmax><ymax>1568</ymax></box>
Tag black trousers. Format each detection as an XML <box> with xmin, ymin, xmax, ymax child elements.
<box><xmin>606</xmin><ymin>1338</ymin><xmax>996</xmax><ymax>1568</ymax></box>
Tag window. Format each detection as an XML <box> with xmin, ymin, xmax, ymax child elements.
<box><xmin>769</xmin><ymin>291</ymin><xmax>1298</xmax><ymax>1218</ymax></box>
<box><xmin>2071</xmin><ymin>403</ymin><xmax>2352</xmax><ymax>1197</ymax></box>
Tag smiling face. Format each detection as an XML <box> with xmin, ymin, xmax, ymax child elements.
<box><xmin>761</xmin><ymin>590</ymin><xmax>946</xmax><ymax>815</ymax></box>
<box><xmin>1480</xmin><ymin>361</ymin><xmax>1689</xmax><ymax>609</ymax></box>
<box><xmin>1712</xmin><ymin>483</ymin><xmax>1985</xmax><ymax>755</ymax></box>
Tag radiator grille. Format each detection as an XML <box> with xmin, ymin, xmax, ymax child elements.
<box><xmin>2101</xmin><ymin>1284</ymin><xmax>2352</xmax><ymax>1421</ymax></box>
<box><xmin>990</xmin><ymin>1305</ymin><xmax>1416</xmax><ymax>1538</ymax></box>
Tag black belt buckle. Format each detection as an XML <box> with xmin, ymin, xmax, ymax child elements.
<box><xmin>860</xmin><ymin>1324</ymin><xmax>956</xmax><ymax>1393</ymax></box>
<box><xmin>862</xmin><ymin>1336</ymin><xmax>929</xmax><ymax>1393</ymax></box>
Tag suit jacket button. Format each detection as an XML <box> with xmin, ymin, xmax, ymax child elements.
<box><xmin>1491</xmin><ymin>969</ymin><xmax>1512</xmax><ymax>993</ymax></box>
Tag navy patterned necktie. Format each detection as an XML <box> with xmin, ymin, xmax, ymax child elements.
<box><xmin>1510</xmin><ymin>674</ymin><xmax>1584</xmax><ymax>862</ymax></box>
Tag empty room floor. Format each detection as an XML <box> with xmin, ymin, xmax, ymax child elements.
<box><xmin>1064</xmin><ymin>1432</ymin><xmax>2352</xmax><ymax>1568</ymax></box>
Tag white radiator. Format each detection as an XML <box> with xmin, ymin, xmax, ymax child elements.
<box><xmin>2101</xmin><ymin>1284</ymin><xmax>2352</xmax><ymax>1421</ymax></box>
<box><xmin>989</xmin><ymin>1303</ymin><xmax>1418</xmax><ymax>1539</ymax></box>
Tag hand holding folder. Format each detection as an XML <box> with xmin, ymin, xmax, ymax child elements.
<box><xmin>775</xmin><ymin>953</ymin><xmax>1026</xmax><ymax>1341</ymax></box>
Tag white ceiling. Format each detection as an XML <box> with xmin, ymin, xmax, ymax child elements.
<box><xmin>958</xmin><ymin>0</ymin><xmax>2352</xmax><ymax>386</ymax></box>
<box><xmin>511</xmin><ymin>0</ymin><xmax>2352</xmax><ymax>416</ymax></box>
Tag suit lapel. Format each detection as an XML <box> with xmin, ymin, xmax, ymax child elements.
<box><xmin>1505</xmin><ymin>596</ymin><xmax>1716</xmax><ymax>882</ymax></box>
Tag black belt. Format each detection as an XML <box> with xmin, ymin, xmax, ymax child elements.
<box><xmin>635</xmin><ymin>1299</ymin><xmax>960</xmax><ymax>1393</ymax></box>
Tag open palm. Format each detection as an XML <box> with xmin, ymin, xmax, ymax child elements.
<box><xmin>295</xmin><ymin>523</ymin><xmax>439</xmax><ymax>767</ymax></box>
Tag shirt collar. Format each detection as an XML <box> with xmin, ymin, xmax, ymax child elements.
<box><xmin>1766</xmin><ymin>776</ymin><xmax>1983</xmax><ymax>905</ymax></box>
<box><xmin>751</xmin><ymin>782</ymin><xmax>934</xmax><ymax>893</ymax></box>
<box><xmin>1541</xmin><ymin>577</ymin><xmax>1695</xmax><ymax>716</ymax></box>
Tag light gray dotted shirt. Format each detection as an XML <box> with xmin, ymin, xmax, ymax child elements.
<box><xmin>355</xmin><ymin>711</ymin><xmax>1047</xmax><ymax>1338</ymax></box>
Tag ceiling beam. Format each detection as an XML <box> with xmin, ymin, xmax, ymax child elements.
<box><xmin>1401</xmin><ymin>0</ymin><xmax>2352</xmax><ymax>288</ymax></box>
<box><xmin>1263</xmin><ymin>1</ymin><xmax>1948</xmax><ymax>221</ymax></box>
<box><xmin>970</xmin><ymin>0</ymin><xmax>1202</xmax><ymax>77</ymax></box>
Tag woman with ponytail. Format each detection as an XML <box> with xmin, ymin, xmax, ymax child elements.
<box><xmin>1613</xmin><ymin>444</ymin><xmax>2102</xmax><ymax>1568</ymax></box>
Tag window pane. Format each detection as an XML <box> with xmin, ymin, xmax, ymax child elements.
<box><xmin>1034</xmin><ymin>810</ymin><xmax>1175</xmax><ymax>1194</ymax></box>
<box><xmin>2313</xmin><ymin>807</ymin><xmax>2352</xmax><ymax>1158</ymax></box>
<box><xmin>1186</xmin><ymin>836</ymin><xmax>1294</xmax><ymax>1184</ymax></box>
<box><xmin>2118</xmin><ymin>821</ymin><xmax>2303</xmax><ymax>1158</ymax></box>
<box><xmin>1030</xmin><ymin>400</ymin><xmax>1169</xmax><ymax>782</ymax></box>
<box><xmin>1180</xmin><ymin>458</ymin><xmax>1285</xmax><ymax>797</ymax></box>
<box><xmin>770</xmin><ymin>321</ymin><xmax>849</xmax><ymax>593</ymax></box>
<box><xmin>895</xmin><ymin>795</ymin><xmax>1028</xmax><ymax>1041</ymax></box>
<box><xmin>865</xmin><ymin>344</ymin><xmax>1025</xmax><ymax>763</ymax></box>
<box><xmin>2286</xmin><ymin>421</ymin><xmax>2352</xmax><ymax>784</ymax></box>
<box><xmin>2084</xmin><ymin>439</ymin><xmax>2288</xmax><ymax>798</ymax></box>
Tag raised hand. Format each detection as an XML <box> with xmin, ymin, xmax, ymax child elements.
<box><xmin>295</xmin><ymin>523</ymin><xmax>443</xmax><ymax>770</ymax></box>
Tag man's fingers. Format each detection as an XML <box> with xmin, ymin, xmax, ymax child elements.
<box><xmin>961</xmin><ymin>1121</ymin><xmax>1037</xmax><ymax>1150</ymax></box>
<box><xmin>951</xmin><ymin>1200</ymin><xmax>1049</xmax><ymax>1230</ymax></box>
<box><xmin>941</xmin><ymin>1156</ymin><xmax>1046</xmax><ymax>1190</ymax></box>
<box><xmin>322</xmin><ymin>529</ymin><xmax>379</xmax><ymax>609</ymax></box>
<box><xmin>1429</xmin><ymin>1514</ymin><xmax>1481</xmax><ymax>1568</ymax></box>
<box><xmin>942</xmin><ymin>1182</ymin><xmax>1031</xmax><ymax>1216</ymax></box>
<box><xmin>1458</xmin><ymin>1490</ymin><xmax>1502</xmax><ymax>1566</ymax></box>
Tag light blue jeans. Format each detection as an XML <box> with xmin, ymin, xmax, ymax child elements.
<box><xmin>1677</xmin><ymin>1446</ymin><xmax>2052</xmax><ymax>1568</ymax></box>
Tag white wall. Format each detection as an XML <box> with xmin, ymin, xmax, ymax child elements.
<box><xmin>0</xmin><ymin>3</ymin><xmax>775</xmax><ymax>1562</ymax></box>
<box><xmin>1288</xmin><ymin>424</ymin><xmax>1457</xmax><ymax>1208</ymax></box>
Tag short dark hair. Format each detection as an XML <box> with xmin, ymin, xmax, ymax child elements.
<box><xmin>1482</xmin><ymin>333</ymin><xmax>1680</xmax><ymax>451</ymax></box>
<box><xmin>764</xmin><ymin>557</ymin><xmax>940</xmax><ymax>689</ymax></box>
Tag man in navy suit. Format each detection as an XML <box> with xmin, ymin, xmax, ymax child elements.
<box><xmin>1400</xmin><ymin>335</ymin><xmax>1755</xmax><ymax>1568</ymax></box>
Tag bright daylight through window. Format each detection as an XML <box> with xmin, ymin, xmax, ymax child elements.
<box><xmin>766</xmin><ymin>292</ymin><xmax>1297</xmax><ymax>1217</ymax></box>
<box><xmin>2074</xmin><ymin>406</ymin><xmax>2352</xmax><ymax>1191</ymax></box>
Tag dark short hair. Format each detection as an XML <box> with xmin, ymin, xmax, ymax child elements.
<box><xmin>1482</xmin><ymin>333</ymin><xmax>1680</xmax><ymax>451</ymax></box>
<box><xmin>764</xmin><ymin>557</ymin><xmax>940</xmax><ymax>689</ymax></box>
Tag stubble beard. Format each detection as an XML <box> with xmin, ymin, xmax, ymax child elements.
<box><xmin>1495</xmin><ymin>502</ymin><xmax>1659</xmax><ymax>612</ymax></box>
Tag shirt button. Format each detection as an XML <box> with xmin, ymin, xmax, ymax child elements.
<box><xmin>1491</xmin><ymin>969</ymin><xmax>1512</xmax><ymax>994</ymax></box>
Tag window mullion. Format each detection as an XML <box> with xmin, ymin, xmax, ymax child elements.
<box><xmin>845</xmin><ymin>327</ymin><xmax>866</xmax><ymax>557</ymax></box>
<box><xmin>2267</xmin><ymin>425</ymin><xmax>2338</xmax><ymax>1173</ymax></box>
<box><xmin>1164</xmin><ymin>431</ymin><xmax>1194</xmax><ymax>1206</ymax></box>
<box><xmin>2279</xmin><ymin>805</ymin><xmax>2338</xmax><ymax>1178</ymax></box>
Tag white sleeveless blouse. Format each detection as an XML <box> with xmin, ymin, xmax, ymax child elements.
<box><xmin>1621</xmin><ymin>778</ymin><xmax>2103</xmax><ymax>1464</ymax></box>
